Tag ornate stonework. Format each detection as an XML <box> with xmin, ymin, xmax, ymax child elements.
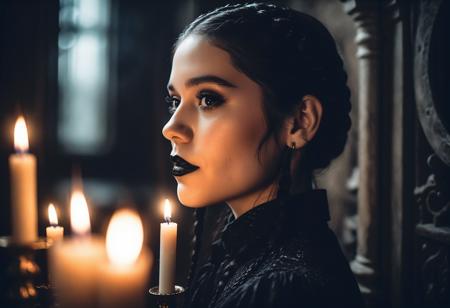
<box><xmin>342</xmin><ymin>1</ymin><xmax>381</xmax><ymax>305</ymax></box>
<box><xmin>413</xmin><ymin>0</ymin><xmax>450</xmax><ymax>306</ymax></box>
<box><xmin>415</xmin><ymin>154</ymin><xmax>450</xmax><ymax>307</ymax></box>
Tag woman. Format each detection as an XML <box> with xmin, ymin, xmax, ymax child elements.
<box><xmin>162</xmin><ymin>2</ymin><xmax>363</xmax><ymax>308</ymax></box>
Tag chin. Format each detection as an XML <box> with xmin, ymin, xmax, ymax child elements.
<box><xmin>176</xmin><ymin>185</ymin><xmax>210</xmax><ymax>208</ymax></box>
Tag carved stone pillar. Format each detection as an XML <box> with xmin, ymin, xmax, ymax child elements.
<box><xmin>342</xmin><ymin>1</ymin><xmax>380</xmax><ymax>305</ymax></box>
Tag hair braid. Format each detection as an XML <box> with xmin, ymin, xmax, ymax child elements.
<box><xmin>186</xmin><ymin>208</ymin><xmax>206</xmax><ymax>288</ymax></box>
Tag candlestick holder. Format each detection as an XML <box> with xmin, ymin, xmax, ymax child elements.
<box><xmin>0</xmin><ymin>236</ymin><xmax>54</xmax><ymax>307</ymax></box>
<box><xmin>148</xmin><ymin>285</ymin><xmax>185</xmax><ymax>308</ymax></box>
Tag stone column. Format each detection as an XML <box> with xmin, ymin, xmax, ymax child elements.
<box><xmin>342</xmin><ymin>1</ymin><xmax>381</xmax><ymax>306</ymax></box>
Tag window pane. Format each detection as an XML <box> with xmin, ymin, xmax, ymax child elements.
<box><xmin>58</xmin><ymin>0</ymin><xmax>112</xmax><ymax>155</ymax></box>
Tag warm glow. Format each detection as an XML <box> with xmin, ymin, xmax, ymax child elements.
<box><xmin>163</xmin><ymin>199</ymin><xmax>172</xmax><ymax>222</ymax></box>
<box><xmin>48</xmin><ymin>203</ymin><xmax>59</xmax><ymax>226</ymax></box>
<box><xmin>106</xmin><ymin>209</ymin><xmax>144</xmax><ymax>266</ymax></box>
<box><xmin>14</xmin><ymin>116</ymin><xmax>29</xmax><ymax>152</ymax></box>
<box><xmin>70</xmin><ymin>190</ymin><xmax>91</xmax><ymax>235</ymax></box>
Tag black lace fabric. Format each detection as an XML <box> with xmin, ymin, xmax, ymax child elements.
<box><xmin>183</xmin><ymin>190</ymin><xmax>364</xmax><ymax>308</ymax></box>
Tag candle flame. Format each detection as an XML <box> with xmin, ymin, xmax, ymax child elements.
<box><xmin>70</xmin><ymin>190</ymin><xmax>91</xmax><ymax>236</ymax></box>
<box><xmin>48</xmin><ymin>203</ymin><xmax>59</xmax><ymax>226</ymax></box>
<box><xmin>163</xmin><ymin>199</ymin><xmax>172</xmax><ymax>222</ymax></box>
<box><xmin>14</xmin><ymin>116</ymin><xmax>29</xmax><ymax>152</ymax></box>
<box><xmin>106</xmin><ymin>209</ymin><xmax>144</xmax><ymax>266</ymax></box>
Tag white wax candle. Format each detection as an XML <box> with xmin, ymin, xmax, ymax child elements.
<box><xmin>50</xmin><ymin>237</ymin><xmax>104</xmax><ymax>308</ymax></box>
<box><xmin>99</xmin><ymin>209</ymin><xmax>152</xmax><ymax>308</ymax></box>
<box><xmin>99</xmin><ymin>251</ymin><xmax>151</xmax><ymax>308</ymax></box>
<box><xmin>159</xmin><ymin>199</ymin><xmax>177</xmax><ymax>294</ymax></box>
<box><xmin>46</xmin><ymin>203</ymin><xmax>64</xmax><ymax>243</ymax></box>
<box><xmin>9</xmin><ymin>116</ymin><xmax>37</xmax><ymax>244</ymax></box>
<box><xmin>49</xmin><ymin>189</ymin><xmax>102</xmax><ymax>308</ymax></box>
<box><xmin>46</xmin><ymin>226</ymin><xmax>64</xmax><ymax>243</ymax></box>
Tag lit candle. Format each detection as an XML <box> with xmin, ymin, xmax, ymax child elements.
<box><xmin>49</xmin><ymin>189</ymin><xmax>104</xmax><ymax>308</ymax></box>
<box><xmin>99</xmin><ymin>209</ymin><xmax>152</xmax><ymax>308</ymax></box>
<box><xmin>9</xmin><ymin>116</ymin><xmax>37</xmax><ymax>244</ymax></box>
<box><xmin>46</xmin><ymin>203</ymin><xmax>64</xmax><ymax>243</ymax></box>
<box><xmin>159</xmin><ymin>199</ymin><xmax>177</xmax><ymax>294</ymax></box>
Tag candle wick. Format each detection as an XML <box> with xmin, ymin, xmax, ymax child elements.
<box><xmin>165</xmin><ymin>217</ymin><xmax>171</xmax><ymax>224</ymax></box>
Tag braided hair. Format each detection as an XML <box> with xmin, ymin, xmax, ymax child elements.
<box><xmin>186</xmin><ymin>208</ymin><xmax>205</xmax><ymax>287</ymax></box>
<box><xmin>175</xmin><ymin>2</ymin><xmax>352</xmax><ymax>288</ymax></box>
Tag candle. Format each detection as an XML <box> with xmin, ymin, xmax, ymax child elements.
<box><xmin>159</xmin><ymin>199</ymin><xmax>177</xmax><ymax>294</ymax></box>
<box><xmin>49</xmin><ymin>189</ymin><xmax>104</xmax><ymax>308</ymax></box>
<box><xmin>46</xmin><ymin>203</ymin><xmax>64</xmax><ymax>243</ymax></box>
<box><xmin>9</xmin><ymin>116</ymin><xmax>37</xmax><ymax>244</ymax></box>
<box><xmin>99</xmin><ymin>209</ymin><xmax>152</xmax><ymax>308</ymax></box>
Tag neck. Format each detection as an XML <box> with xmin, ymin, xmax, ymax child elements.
<box><xmin>226</xmin><ymin>160</ymin><xmax>314</xmax><ymax>218</ymax></box>
<box><xmin>226</xmin><ymin>182</ymin><xmax>278</xmax><ymax>218</ymax></box>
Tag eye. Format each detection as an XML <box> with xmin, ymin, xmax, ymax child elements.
<box><xmin>165</xmin><ymin>95</ymin><xmax>180</xmax><ymax>114</ymax></box>
<box><xmin>197</xmin><ymin>90</ymin><xmax>225</xmax><ymax>110</ymax></box>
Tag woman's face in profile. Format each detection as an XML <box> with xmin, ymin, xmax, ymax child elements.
<box><xmin>162</xmin><ymin>35</ymin><xmax>282</xmax><ymax>216</ymax></box>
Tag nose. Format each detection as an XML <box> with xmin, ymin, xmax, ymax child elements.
<box><xmin>162</xmin><ymin>107</ymin><xmax>193</xmax><ymax>144</ymax></box>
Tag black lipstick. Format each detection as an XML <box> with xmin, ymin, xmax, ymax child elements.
<box><xmin>170</xmin><ymin>155</ymin><xmax>199</xmax><ymax>176</ymax></box>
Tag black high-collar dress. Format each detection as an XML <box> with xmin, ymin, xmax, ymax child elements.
<box><xmin>184</xmin><ymin>190</ymin><xmax>364</xmax><ymax>308</ymax></box>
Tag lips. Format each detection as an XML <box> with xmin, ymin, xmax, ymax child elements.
<box><xmin>170</xmin><ymin>155</ymin><xmax>199</xmax><ymax>176</ymax></box>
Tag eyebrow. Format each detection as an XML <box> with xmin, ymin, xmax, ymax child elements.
<box><xmin>167</xmin><ymin>75</ymin><xmax>237</xmax><ymax>92</ymax></box>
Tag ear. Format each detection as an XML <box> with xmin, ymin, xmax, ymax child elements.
<box><xmin>284</xmin><ymin>95</ymin><xmax>323</xmax><ymax>149</ymax></box>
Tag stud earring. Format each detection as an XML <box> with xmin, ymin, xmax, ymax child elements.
<box><xmin>290</xmin><ymin>142</ymin><xmax>296</xmax><ymax>150</ymax></box>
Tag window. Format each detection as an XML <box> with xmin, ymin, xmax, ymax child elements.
<box><xmin>58</xmin><ymin>0</ymin><xmax>115</xmax><ymax>155</ymax></box>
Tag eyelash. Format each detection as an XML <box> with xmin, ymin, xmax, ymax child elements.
<box><xmin>165</xmin><ymin>90</ymin><xmax>225</xmax><ymax>114</ymax></box>
<box><xmin>165</xmin><ymin>96</ymin><xmax>180</xmax><ymax>114</ymax></box>
<box><xmin>197</xmin><ymin>90</ymin><xmax>225</xmax><ymax>110</ymax></box>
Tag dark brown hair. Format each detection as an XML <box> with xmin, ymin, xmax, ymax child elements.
<box><xmin>176</xmin><ymin>2</ymin><xmax>351</xmax><ymax>172</ymax></box>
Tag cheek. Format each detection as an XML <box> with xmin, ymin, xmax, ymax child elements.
<box><xmin>198</xmin><ymin>110</ymin><xmax>272</xmax><ymax>181</ymax></box>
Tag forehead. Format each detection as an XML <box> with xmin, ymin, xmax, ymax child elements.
<box><xmin>170</xmin><ymin>35</ymin><xmax>238</xmax><ymax>84</ymax></box>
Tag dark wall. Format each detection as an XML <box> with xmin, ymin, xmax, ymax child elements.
<box><xmin>0</xmin><ymin>0</ymin><xmax>59</xmax><ymax>236</ymax></box>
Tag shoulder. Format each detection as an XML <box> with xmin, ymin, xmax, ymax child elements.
<box><xmin>219</xmin><ymin>228</ymin><xmax>364</xmax><ymax>308</ymax></box>
<box><xmin>220</xmin><ymin>267</ymin><xmax>342</xmax><ymax>308</ymax></box>
<box><xmin>221</xmin><ymin>266</ymin><xmax>363</xmax><ymax>308</ymax></box>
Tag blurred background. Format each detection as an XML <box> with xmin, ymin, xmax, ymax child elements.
<box><xmin>0</xmin><ymin>0</ymin><xmax>449</xmax><ymax>307</ymax></box>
